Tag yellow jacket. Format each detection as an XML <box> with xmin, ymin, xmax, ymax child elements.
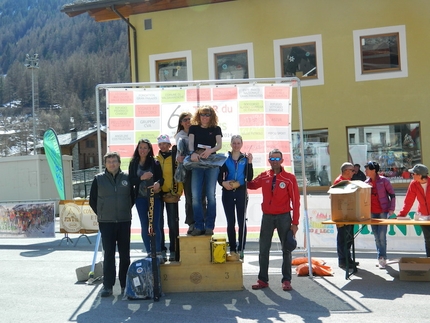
<box><xmin>156</xmin><ymin>151</ymin><xmax>184</xmax><ymax>196</ymax></box>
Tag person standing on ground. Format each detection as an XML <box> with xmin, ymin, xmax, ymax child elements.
<box><xmin>364</xmin><ymin>161</ymin><xmax>396</xmax><ymax>269</ymax></box>
<box><xmin>318</xmin><ymin>165</ymin><xmax>330</xmax><ymax>186</ymax></box>
<box><xmin>352</xmin><ymin>163</ymin><xmax>366</xmax><ymax>181</ymax></box>
<box><xmin>248</xmin><ymin>149</ymin><xmax>300</xmax><ymax>291</ymax></box>
<box><xmin>188</xmin><ymin>105</ymin><xmax>222</xmax><ymax>236</ymax></box>
<box><xmin>128</xmin><ymin>139</ymin><xmax>164</xmax><ymax>262</ymax></box>
<box><xmin>156</xmin><ymin>134</ymin><xmax>183</xmax><ymax>262</ymax></box>
<box><xmin>89</xmin><ymin>152</ymin><xmax>134</xmax><ymax>297</ymax></box>
<box><xmin>332</xmin><ymin>162</ymin><xmax>359</xmax><ymax>269</ymax></box>
<box><xmin>397</xmin><ymin>164</ymin><xmax>430</xmax><ymax>257</ymax></box>
<box><xmin>218</xmin><ymin>135</ymin><xmax>254</xmax><ymax>260</ymax></box>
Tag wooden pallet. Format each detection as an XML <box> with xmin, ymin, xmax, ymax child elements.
<box><xmin>160</xmin><ymin>235</ymin><xmax>243</xmax><ymax>293</ymax></box>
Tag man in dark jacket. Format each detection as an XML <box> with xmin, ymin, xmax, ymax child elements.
<box><xmin>352</xmin><ymin>164</ymin><xmax>366</xmax><ymax>181</ymax></box>
<box><xmin>89</xmin><ymin>152</ymin><xmax>134</xmax><ymax>297</ymax></box>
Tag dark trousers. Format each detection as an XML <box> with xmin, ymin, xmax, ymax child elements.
<box><xmin>99</xmin><ymin>221</ymin><xmax>131</xmax><ymax>289</ymax></box>
<box><xmin>160</xmin><ymin>201</ymin><xmax>180</xmax><ymax>253</ymax></box>
<box><xmin>258</xmin><ymin>212</ymin><xmax>292</xmax><ymax>283</ymax></box>
<box><xmin>422</xmin><ymin>225</ymin><xmax>430</xmax><ymax>257</ymax></box>
<box><xmin>337</xmin><ymin>225</ymin><xmax>354</xmax><ymax>263</ymax></box>
<box><xmin>221</xmin><ymin>188</ymin><xmax>247</xmax><ymax>252</ymax></box>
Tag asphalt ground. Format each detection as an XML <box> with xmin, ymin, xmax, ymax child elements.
<box><xmin>1</xmin><ymin>227</ymin><xmax>430</xmax><ymax>323</ymax></box>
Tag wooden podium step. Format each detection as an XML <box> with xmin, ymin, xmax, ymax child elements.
<box><xmin>160</xmin><ymin>235</ymin><xmax>243</xmax><ymax>293</ymax></box>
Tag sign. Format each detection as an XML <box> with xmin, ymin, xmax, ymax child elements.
<box><xmin>59</xmin><ymin>200</ymin><xmax>98</xmax><ymax>234</ymax></box>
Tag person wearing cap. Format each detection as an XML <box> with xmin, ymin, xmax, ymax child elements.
<box><xmin>156</xmin><ymin>134</ymin><xmax>184</xmax><ymax>262</ymax></box>
<box><xmin>248</xmin><ymin>149</ymin><xmax>300</xmax><ymax>292</ymax></box>
<box><xmin>332</xmin><ymin>162</ymin><xmax>359</xmax><ymax>269</ymax></box>
<box><xmin>364</xmin><ymin>161</ymin><xmax>396</xmax><ymax>269</ymax></box>
<box><xmin>352</xmin><ymin>164</ymin><xmax>366</xmax><ymax>181</ymax></box>
<box><xmin>397</xmin><ymin>164</ymin><xmax>430</xmax><ymax>257</ymax></box>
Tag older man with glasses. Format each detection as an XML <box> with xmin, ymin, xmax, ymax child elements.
<box><xmin>397</xmin><ymin>164</ymin><xmax>430</xmax><ymax>257</ymax></box>
<box><xmin>332</xmin><ymin>162</ymin><xmax>360</xmax><ymax>270</ymax></box>
<box><xmin>247</xmin><ymin>149</ymin><xmax>300</xmax><ymax>292</ymax></box>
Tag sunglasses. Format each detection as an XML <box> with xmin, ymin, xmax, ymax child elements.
<box><xmin>269</xmin><ymin>157</ymin><xmax>281</xmax><ymax>161</ymax></box>
<box><xmin>200</xmin><ymin>113</ymin><xmax>211</xmax><ymax>117</ymax></box>
<box><xmin>181</xmin><ymin>117</ymin><xmax>191</xmax><ymax>122</ymax></box>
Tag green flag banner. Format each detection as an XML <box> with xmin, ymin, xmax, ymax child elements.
<box><xmin>43</xmin><ymin>128</ymin><xmax>65</xmax><ymax>200</ymax></box>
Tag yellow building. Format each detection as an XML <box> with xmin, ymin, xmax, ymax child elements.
<box><xmin>62</xmin><ymin>0</ymin><xmax>428</xmax><ymax>188</ymax></box>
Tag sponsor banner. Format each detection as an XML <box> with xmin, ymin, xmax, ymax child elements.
<box><xmin>59</xmin><ymin>200</ymin><xmax>98</xmax><ymax>234</ymax></box>
<box><xmin>0</xmin><ymin>201</ymin><xmax>55</xmax><ymax>238</ymax></box>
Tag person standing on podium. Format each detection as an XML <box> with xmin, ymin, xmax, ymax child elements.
<box><xmin>332</xmin><ymin>162</ymin><xmax>359</xmax><ymax>270</ymax></box>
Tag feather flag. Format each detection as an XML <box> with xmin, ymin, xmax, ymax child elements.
<box><xmin>43</xmin><ymin>128</ymin><xmax>65</xmax><ymax>200</ymax></box>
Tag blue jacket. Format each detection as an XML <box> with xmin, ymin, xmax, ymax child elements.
<box><xmin>218</xmin><ymin>152</ymin><xmax>253</xmax><ymax>188</ymax></box>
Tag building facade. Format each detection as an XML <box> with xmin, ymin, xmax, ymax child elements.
<box><xmin>63</xmin><ymin>0</ymin><xmax>429</xmax><ymax>188</ymax></box>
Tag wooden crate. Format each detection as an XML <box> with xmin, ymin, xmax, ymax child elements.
<box><xmin>160</xmin><ymin>235</ymin><xmax>243</xmax><ymax>293</ymax></box>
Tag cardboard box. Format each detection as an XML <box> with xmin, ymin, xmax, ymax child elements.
<box><xmin>399</xmin><ymin>257</ymin><xmax>430</xmax><ymax>281</ymax></box>
<box><xmin>328</xmin><ymin>180</ymin><xmax>371</xmax><ymax>222</ymax></box>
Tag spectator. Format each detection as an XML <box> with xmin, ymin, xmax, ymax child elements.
<box><xmin>397</xmin><ymin>164</ymin><xmax>430</xmax><ymax>257</ymax></box>
<box><xmin>364</xmin><ymin>161</ymin><xmax>396</xmax><ymax>269</ymax></box>
<box><xmin>352</xmin><ymin>163</ymin><xmax>366</xmax><ymax>181</ymax></box>
<box><xmin>333</xmin><ymin>162</ymin><xmax>359</xmax><ymax>269</ymax></box>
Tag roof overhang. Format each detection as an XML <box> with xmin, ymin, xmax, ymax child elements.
<box><xmin>61</xmin><ymin>0</ymin><xmax>235</xmax><ymax>22</ymax></box>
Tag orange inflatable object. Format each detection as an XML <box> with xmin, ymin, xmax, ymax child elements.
<box><xmin>292</xmin><ymin>257</ymin><xmax>326</xmax><ymax>266</ymax></box>
<box><xmin>296</xmin><ymin>263</ymin><xmax>333</xmax><ymax>276</ymax></box>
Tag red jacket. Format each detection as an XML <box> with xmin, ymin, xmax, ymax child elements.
<box><xmin>398</xmin><ymin>180</ymin><xmax>430</xmax><ymax>216</ymax></box>
<box><xmin>247</xmin><ymin>167</ymin><xmax>300</xmax><ymax>225</ymax></box>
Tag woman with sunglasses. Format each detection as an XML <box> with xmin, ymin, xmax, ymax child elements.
<box><xmin>128</xmin><ymin>139</ymin><xmax>164</xmax><ymax>263</ymax></box>
<box><xmin>364</xmin><ymin>161</ymin><xmax>396</xmax><ymax>269</ymax></box>
<box><xmin>218</xmin><ymin>135</ymin><xmax>254</xmax><ymax>260</ymax></box>
<box><xmin>188</xmin><ymin>106</ymin><xmax>222</xmax><ymax>236</ymax></box>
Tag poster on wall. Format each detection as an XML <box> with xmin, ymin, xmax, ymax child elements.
<box><xmin>0</xmin><ymin>201</ymin><xmax>55</xmax><ymax>238</ymax></box>
<box><xmin>106</xmin><ymin>84</ymin><xmax>293</xmax><ymax>175</ymax></box>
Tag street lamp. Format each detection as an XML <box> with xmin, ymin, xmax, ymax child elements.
<box><xmin>25</xmin><ymin>53</ymin><xmax>39</xmax><ymax>155</ymax></box>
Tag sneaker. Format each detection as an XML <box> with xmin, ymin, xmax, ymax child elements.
<box><xmin>227</xmin><ymin>251</ymin><xmax>240</xmax><ymax>261</ymax></box>
<box><xmin>190</xmin><ymin>228</ymin><xmax>203</xmax><ymax>236</ymax></box>
<box><xmin>204</xmin><ymin>229</ymin><xmax>214</xmax><ymax>236</ymax></box>
<box><xmin>156</xmin><ymin>253</ymin><xmax>166</xmax><ymax>264</ymax></box>
<box><xmin>378</xmin><ymin>258</ymin><xmax>386</xmax><ymax>269</ymax></box>
<box><xmin>252</xmin><ymin>280</ymin><xmax>269</xmax><ymax>290</ymax></box>
<box><xmin>187</xmin><ymin>223</ymin><xmax>195</xmax><ymax>235</ymax></box>
<box><xmin>239</xmin><ymin>251</ymin><xmax>244</xmax><ymax>260</ymax></box>
<box><xmin>282</xmin><ymin>281</ymin><xmax>293</xmax><ymax>291</ymax></box>
<box><xmin>169</xmin><ymin>251</ymin><xmax>176</xmax><ymax>262</ymax></box>
<box><xmin>100</xmin><ymin>286</ymin><xmax>113</xmax><ymax>297</ymax></box>
<box><xmin>161</xmin><ymin>250</ymin><xmax>167</xmax><ymax>262</ymax></box>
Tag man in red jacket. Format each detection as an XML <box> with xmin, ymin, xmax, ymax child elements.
<box><xmin>248</xmin><ymin>149</ymin><xmax>300</xmax><ymax>291</ymax></box>
<box><xmin>397</xmin><ymin>164</ymin><xmax>430</xmax><ymax>257</ymax></box>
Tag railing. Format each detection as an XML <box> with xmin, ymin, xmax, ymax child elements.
<box><xmin>72</xmin><ymin>167</ymin><xmax>101</xmax><ymax>198</ymax></box>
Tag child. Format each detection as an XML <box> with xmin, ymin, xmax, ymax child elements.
<box><xmin>156</xmin><ymin>134</ymin><xmax>184</xmax><ymax>261</ymax></box>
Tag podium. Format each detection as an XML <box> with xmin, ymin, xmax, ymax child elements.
<box><xmin>159</xmin><ymin>235</ymin><xmax>243</xmax><ymax>293</ymax></box>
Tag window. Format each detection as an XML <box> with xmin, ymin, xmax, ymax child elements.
<box><xmin>156</xmin><ymin>58</ymin><xmax>187</xmax><ymax>82</ymax></box>
<box><xmin>361</xmin><ymin>33</ymin><xmax>400</xmax><ymax>73</ymax></box>
<box><xmin>348</xmin><ymin>123</ymin><xmax>420</xmax><ymax>182</ymax></box>
<box><xmin>353</xmin><ymin>25</ymin><xmax>408</xmax><ymax>82</ymax></box>
<box><xmin>292</xmin><ymin>129</ymin><xmax>330</xmax><ymax>186</ymax></box>
<box><xmin>274</xmin><ymin>35</ymin><xmax>324</xmax><ymax>87</ymax></box>
<box><xmin>86</xmin><ymin>140</ymin><xmax>95</xmax><ymax>148</ymax></box>
<box><xmin>149</xmin><ymin>50</ymin><xmax>193</xmax><ymax>82</ymax></box>
<box><xmin>214</xmin><ymin>51</ymin><xmax>248</xmax><ymax>80</ymax></box>
<box><xmin>208</xmin><ymin>43</ymin><xmax>254</xmax><ymax>80</ymax></box>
